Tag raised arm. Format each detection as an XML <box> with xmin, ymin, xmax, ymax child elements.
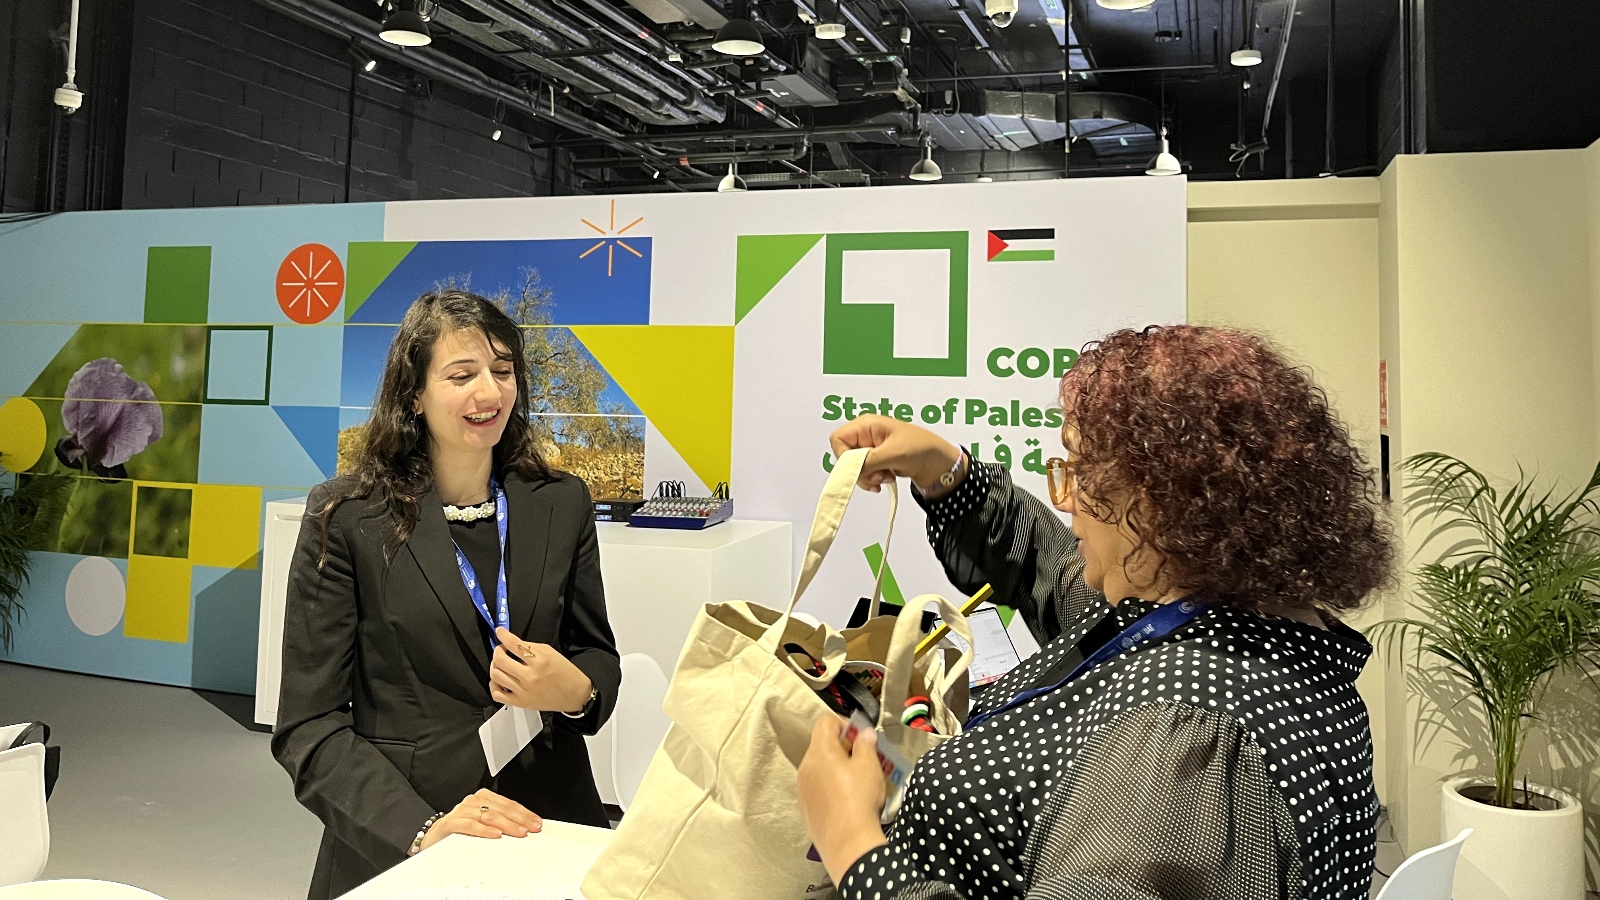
<box><xmin>829</xmin><ymin>416</ymin><xmax>1099</xmax><ymax>644</ymax></box>
<box><xmin>915</xmin><ymin>459</ymin><xmax>1097</xmax><ymax>644</ymax></box>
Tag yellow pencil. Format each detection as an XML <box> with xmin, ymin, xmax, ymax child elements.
<box><xmin>915</xmin><ymin>583</ymin><xmax>995</xmax><ymax>658</ymax></box>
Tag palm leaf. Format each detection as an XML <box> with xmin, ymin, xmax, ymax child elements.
<box><xmin>0</xmin><ymin>467</ymin><xmax>71</xmax><ymax>652</ymax></box>
<box><xmin>1375</xmin><ymin>453</ymin><xmax>1600</xmax><ymax>807</ymax></box>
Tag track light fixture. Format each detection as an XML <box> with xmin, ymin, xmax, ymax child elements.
<box><xmin>1145</xmin><ymin>126</ymin><xmax>1182</xmax><ymax>176</ymax></box>
<box><xmin>713</xmin><ymin>0</ymin><xmax>765</xmax><ymax>55</ymax></box>
<box><xmin>363</xmin><ymin>58</ymin><xmax>378</xmax><ymax>72</ymax></box>
<box><xmin>813</xmin><ymin>0</ymin><xmax>846</xmax><ymax>39</ymax></box>
<box><xmin>1231</xmin><ymin>0</ymin><xmax>1261</xmax><ymax>66</ymax></box>
<box><xmin>909</xmin><ymin>135</ymin><xmax>942</xmax><ymax>182</ymax></box>
<box><xmin>54</xmin><ymin>0</ymin><xmax>84</xmax><ymax>113</ymax></box>
<box><xmin>717</xmin><ymin>161</ymin><xmax>748</xmax><ymax>193</ymax></box>
<box><xmin>379</xmin><ymin>1</ymin><xmax>433</xmax><ymax>47</ymax></box>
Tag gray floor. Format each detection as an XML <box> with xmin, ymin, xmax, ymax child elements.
<box><xmin>0</xmin><ymin>662</ymin><xmax>321</xmax><ymax>900</ymax></box>
<box><xmin>1</xmin><ymin>661</ymin><xmax>1424</xmax><ymax>899</ymax></box>
<box><xmin>1370</xmin><ymin>815</ymin><xmax>1405</xmax><ymax>898</ymax></box>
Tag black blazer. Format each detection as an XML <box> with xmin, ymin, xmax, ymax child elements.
<box><xmin>271</xmin><ymin>470</ymin><xmax>620</xmax><ymax>900</ymax></box>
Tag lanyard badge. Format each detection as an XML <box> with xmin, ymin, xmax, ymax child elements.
<box><xmin>451</xmin><ymin>479</ymin><xmax>510</xmax><ymax>649</ymax></box>
<box><xmin>967</xmin><ymin>598</ymin><xmax>1204</xmax><ymax>730</ymax></box>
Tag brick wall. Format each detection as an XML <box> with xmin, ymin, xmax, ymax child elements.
<box><xmin>121</xmin><ymin>0</ymin><xmax>575</xmax><ymax>209</ymax></box>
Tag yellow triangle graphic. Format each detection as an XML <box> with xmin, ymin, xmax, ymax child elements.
<box><xmin>569</xmin><ymin>326</ymin><xmax>734</xmax><ymax>490</ymax></box>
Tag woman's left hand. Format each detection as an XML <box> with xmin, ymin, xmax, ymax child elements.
<box><xmin>489</xmin><ymin>627</ymin><xmax>593</xmax><ymax>712</ymax></box>
<box><xmin>798</xmin><ymin>715</ymin><xmax>890</xmax><ymax>885</ymax></box>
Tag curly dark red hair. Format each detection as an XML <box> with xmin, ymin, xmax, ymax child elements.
<box><xmin>1060</xmin><ymin>325</ymin><xmax>1393</xmax><ymax>613</ymax></box>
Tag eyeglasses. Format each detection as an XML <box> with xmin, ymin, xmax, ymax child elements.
<box><xmin>1044</xmin><ymin>455</ymin><xmax>1076</xmax><ymax>508</ymax></box>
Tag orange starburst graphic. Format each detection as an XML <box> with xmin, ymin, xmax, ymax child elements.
<box><xmin>275</xmin><ymin>243</ymin><xmax>345</xmax><ymax>324</ymax></box>
<box><xmin>578</xmin><ymin>200</ymin><xmax>645</xmax><ymax>277</ymax></box>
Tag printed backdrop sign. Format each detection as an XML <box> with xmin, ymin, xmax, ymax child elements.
<box><xmin>0</xmin><ymin>178</ymin><xmax>1184</xmax><ymax>688</ymax></box>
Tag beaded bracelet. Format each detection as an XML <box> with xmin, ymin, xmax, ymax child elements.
<box><xmin>408</xmin><ymin>810</ymin><xmax>447</xmax><ymax>857</ymax></box>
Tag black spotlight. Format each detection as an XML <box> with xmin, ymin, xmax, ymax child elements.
<box><xmin>380</xmin><ymin>2</ymin><xmax>431</xmax><ymax>47</ymax></box>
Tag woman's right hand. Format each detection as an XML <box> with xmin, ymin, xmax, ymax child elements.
<box><xmin>830</xmin><ymin>415</ymin><xmax>964</xmax><ymax>494</ymax></box>
<box><xmin>418</xmin><ymin>788</ymin><xmax>543</xmax><ymax>852</ymax></box>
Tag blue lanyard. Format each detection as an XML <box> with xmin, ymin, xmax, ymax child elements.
<box><xmin>450</xmin><ymin>480</ymin><xmax>510</xmax><ymax>649</ymax></box>
<box><xmin>966</xmin><ymin>598</ymin><xmax>1205</xmax><ymax>730</ymax></box>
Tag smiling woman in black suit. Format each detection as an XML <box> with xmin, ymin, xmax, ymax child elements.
<box><xmin>272</xmin><ymin>290</ymin><xmax>620</xmax><ymax>900</ymax></box>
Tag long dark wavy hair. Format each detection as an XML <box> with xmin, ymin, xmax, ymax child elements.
<box><xmin>1060</xmin><ymin>325</ymin><xmax>1393</xmax><ymax>614</ymax></box>
<box><xmin>316</xmin><ymin>290</ymin><xmax>551</xmax><ymax>563</ymax></box>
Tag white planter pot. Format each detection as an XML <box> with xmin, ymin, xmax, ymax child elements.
<box><xmin>1441</xmin><ymin>777</ymin><xmax>1586</xmax><ymax>900</ymax></box>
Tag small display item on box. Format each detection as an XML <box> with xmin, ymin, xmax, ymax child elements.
<box><xmin>627</xmin><ymin>481</ymin><xmax>733</xmax><ymax>530</ymax></box>
<box><xmin>592</xmin><ymin>497</ymin><xmax>645</xmax><ymax>523</ymax></box>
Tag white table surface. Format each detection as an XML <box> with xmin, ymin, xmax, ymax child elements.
<box><xmin>339</xmin><ymin>820</ymin><xmax>613</xmax><ymax>900</ymax></box>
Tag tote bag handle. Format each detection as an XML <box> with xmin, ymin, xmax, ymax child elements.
<box><xmin>758</xmin><ymin>448</ymin><xmax>898</xmax><ymax>686</ymax></box>
<box><xmin>879</xmin><ymin>593</ymin><xmax>973</xmax><ymax>734</ymax></box>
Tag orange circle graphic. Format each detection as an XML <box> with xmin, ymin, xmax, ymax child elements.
<box><xmin>276</xmin><ymin>243</ymin><xmax>345</xmax><ymax>324</ymax></box>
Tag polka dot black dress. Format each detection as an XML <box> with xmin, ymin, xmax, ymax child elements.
<box><xmin>838</xmin><ymin>461</ymin><xmax>1379</xmax><ymax>900</ymax></box>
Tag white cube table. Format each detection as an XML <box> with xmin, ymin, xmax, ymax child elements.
<box><xmin>584</xmin><ymin>519</ymin><xmax>791</xmax><ymax>802</ymax></box>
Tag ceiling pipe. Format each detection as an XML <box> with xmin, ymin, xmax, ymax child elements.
<box><xmin>566</xmin><ymin>0</ymin><xmax>794</xmax><ymax>127</ymax></box>
<box><xmin>1259</xmin><ymin>0</ymin><xmax>1298</xmax><ymax>141</ymax></box>
<box><xmin>524</xmin><ymin>121</ymin><xmax>896</xmax><ymax>152</ymax></box>
<box><xmin>459</xmin><ymin>0</ymin><xmax>691</xmax><ymax>124</ymax></box>
<box><xmin>560</xmin><ymin>12</ymin><xmax>793</xmax><ymax>129</ymax></box>
<box><xmin>492</xmin><ymin>0</ymin><xmax>724</xmax><ymax>122</ymax></box>
<box><xmin>916</xmin><ymin>63</ymin><xmax>1215</xmax><ymax>85</ymax></box>
<box><xmin>248</xmin><ymin>0</ymin><xmax>656</xmax><ymax>158</ymax></box>
<box><xmin>573</xmin><ymin>142</ymin><xmax>811</xmax><ymax>168</ymax></box>
<box><xmin>437</xmin><ymin>4</ymin><xmax>608</xmax><ymax>98</ymax></box>
<box><xmin>639</xmin><ymin>122</ymin><xmax>900</xmax><ymax>145</ymax></box>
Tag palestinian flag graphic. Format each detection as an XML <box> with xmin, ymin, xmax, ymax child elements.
<box><xmin>986</xmin><ymin>228</ymin><xmax>1055</xmax><ymax>262</ymax></box>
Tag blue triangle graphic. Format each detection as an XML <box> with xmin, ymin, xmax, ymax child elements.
<box><xmin>272</xmin><ymin>406</ymin><xmax>340</xmax><ymax>480</ymax></box>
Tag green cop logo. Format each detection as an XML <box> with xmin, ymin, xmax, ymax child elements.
<box><xmin>822</xmin><ymin>231</ymin><xmax>968</xmax><ymax>377</ymax></box>
<box><xmin>734</xmin><ymin>231</ymin><xmax>969</xmax><ymax>377</ymax></box>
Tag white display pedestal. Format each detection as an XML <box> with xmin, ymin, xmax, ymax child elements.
<box><xmin>584</xmin><ymin>519</ymin><xmax>791</xmax><ymax>802</ymax></box>
<box><xmin>254</xmin><ymin>497</ymin><xmax>308</xmax><ymax>728</ymax></box>
<box><xmin>253</xmin><ymin>503</ymin><xmax>792</xmax><ymax>805</ymax></box>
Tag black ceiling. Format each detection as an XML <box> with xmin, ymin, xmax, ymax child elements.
<box><xmin>261</xmin><ymin>0</ymin><xmax>1575</xmax><ymax>191</ymax></box>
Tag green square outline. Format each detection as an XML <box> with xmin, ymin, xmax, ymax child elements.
<box><xmin>822</xmin><ymin>231</ymin><xmax>968</xmax><ymax>377</ymax></box>
<box><xmin>203</xmin><ymin>326</ymin><xmax>274</xmax><ymax>406</ymax></box>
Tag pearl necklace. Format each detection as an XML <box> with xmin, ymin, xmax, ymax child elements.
<box><xmin>442</xmin><ymin>498</ymin><xmax>496</xmax><ymax>522</ymax></box>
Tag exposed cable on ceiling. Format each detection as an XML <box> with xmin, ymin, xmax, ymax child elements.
<box><xmin>1322</xmin><ymin>0</ymin><xmax>1336</xmax><ymax>175</ymax></box>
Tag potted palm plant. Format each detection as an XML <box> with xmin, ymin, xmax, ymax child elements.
<box><xmin>0</xmin><ymin>464</ymin><xmax>70</xmax><ymax>653</ymax></box>
<box><xmin>1374</xmin><ymin>452</ymin><xmax>1598</xmax><ymax>900</ymax></box>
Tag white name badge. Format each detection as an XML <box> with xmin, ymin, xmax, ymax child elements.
<box><xmin>478</xmin><ymin>704</ymin><xmax>543</xmax><ymax>776</ymax></box>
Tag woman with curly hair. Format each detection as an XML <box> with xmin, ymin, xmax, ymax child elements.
<box><xmin>800</xmin><ymin>325</ymin><xmax>1392</xmax><ymax>900</ymax></box>
<box><xmin>273</xmin><ymin>291</ymin><xmax>619</xmax><ymax>899</ymax></box>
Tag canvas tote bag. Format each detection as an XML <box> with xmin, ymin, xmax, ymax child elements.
<box><xmin>582</xmin><ymin>448</ymin><xmax>973</xmax><ymax>900</ymax></box>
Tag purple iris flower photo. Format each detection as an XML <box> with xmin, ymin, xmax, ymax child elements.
<box><xmin>53</xmin><ymin>358</ymin><xmax>164</xmax><ymax>480</ymax></box>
